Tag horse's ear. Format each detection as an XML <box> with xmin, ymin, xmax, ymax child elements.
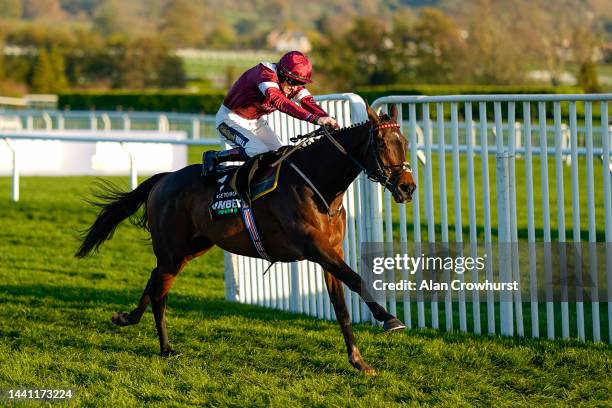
<box><xmin>390</xmin><ymin>105</ymin><xmax>399</xmax><ymax>122</ymax></box>
<box><xmin>366</xmin><ymin>103</ymin><xmax>380</xmax><ymax>124</ymax></box>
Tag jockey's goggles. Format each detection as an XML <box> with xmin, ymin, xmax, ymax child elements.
<box><xmin>279</xmin><ymin>74</ymin><xmax>305</xmax><ymax>86</ymax></box>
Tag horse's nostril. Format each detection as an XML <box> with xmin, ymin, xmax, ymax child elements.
<box><xmin>399</xmin><ymin>183</ymin><xmax>410</xmax><ymax>193</ymax></box>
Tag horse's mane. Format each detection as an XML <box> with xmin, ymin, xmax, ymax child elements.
<box><xmin>295</xmin><ymin>120</ymin><xmax>370</xmax><ymax>154</ymax></box>
<box><xmin>294</xmin><ymin>114</ymin><xmax>395</xmax><ymax>154</ymax></box>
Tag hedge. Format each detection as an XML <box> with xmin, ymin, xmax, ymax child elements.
<box><xmin>58</xmin><ymin>90</ymin><xmax>226</xmax><ymax>114</ymax></box>
<box><xmin>58</xmin><ymin>85</ymin><xmax>587</xmax><ymax>116</ymax></box>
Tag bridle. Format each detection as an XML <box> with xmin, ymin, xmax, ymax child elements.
<box><xmin>284</xmin><ymin>121</ymin><xmax>412</xmax><ymax>218</ymax></box>
<box><xmin>321</xmin><ymin>122</ymin><xmax>412</xmax><ymax>196</ymax></box>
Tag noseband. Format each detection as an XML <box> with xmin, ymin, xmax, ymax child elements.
<box><xmin>322</xmin><ymin>123</ymin><xmax>411</xmax><ymax>196</ymax></box>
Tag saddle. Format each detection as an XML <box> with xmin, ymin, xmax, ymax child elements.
<box><xmin>229</xmin><ymin>147</ymin><xmax>290</xmax><ymax>205</ymax></box>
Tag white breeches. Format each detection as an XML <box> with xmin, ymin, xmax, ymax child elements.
<box><xmin>215</xmin><ymin>105</ymin><xmax>282</xmax><ymax>157</ymax></box>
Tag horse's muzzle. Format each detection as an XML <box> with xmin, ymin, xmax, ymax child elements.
<box><xmin>390</xmin><ymin>168</ymin><xmax>416</xmax><ymax>203</ymax></box>
<box><xmin>394</xmin><ymin>181</ymin><xmax>416</xmax><ymax>203</ymax></box>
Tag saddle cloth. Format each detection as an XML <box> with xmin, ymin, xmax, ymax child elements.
<box><xmin>208</xmin><ymin>150</ymin><xmax>285</xmax><ymax>220</ymax></box>
<box><xmin>208</xmin><ymin>158</ymin><xmax>282</xmax><ymax>261</ymax></box>
<box><xmin>209</xmin><ymin>167</ymin><xmax>242</xmax><ymax>220</ymax></box>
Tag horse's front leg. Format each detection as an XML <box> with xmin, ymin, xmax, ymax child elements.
<box><xmin>305</xmin><ymin>230</ymin><xmax>406</xmax><ymax>330</ymax></box>
<box><xmin>323</xmin><ymin>264</ymin><xmax>375</xmax><ymax>375</ymax></box>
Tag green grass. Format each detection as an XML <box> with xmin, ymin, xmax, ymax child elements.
<box><xmin>0</xmin><ymin>156</ymin><xmax>611</xmax><ymax>406</ymax></box>
<box><xmin>181</xmin><ymin>50</ymin><xmax>280</xmax><ymax>88</ymax></box>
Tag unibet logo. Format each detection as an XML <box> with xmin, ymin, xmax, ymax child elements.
<box><xmin>214</xmin><ymin>199</ymin><xmax>241</xmax><ymax>210</ymax></box>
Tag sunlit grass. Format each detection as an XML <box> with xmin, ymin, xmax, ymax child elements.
<box><xmin>0</xmin><ymin>160</ymin><xmax>610</xmax><ymax>406</ymax></box>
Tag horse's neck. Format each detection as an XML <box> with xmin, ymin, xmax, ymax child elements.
<box><xmin>294</xmin><ymin>123</ymin><xmax>371</xmax><ymax>202</ymax></box>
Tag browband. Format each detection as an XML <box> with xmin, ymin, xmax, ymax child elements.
<box><xmin>373</xmin><ymin>123</ymin><xmax>401</xmax><ymax>130</ymax></box>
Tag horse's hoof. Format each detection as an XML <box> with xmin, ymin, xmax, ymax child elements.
<box><xmin>383</xmin><ymin>317</ymin><xmax>406</xmax><ymax>332</ymax></box>
<box><xmin>351</xmin><ymin>360</ymin><xmax>377</xmax><ymax>376</ymax></box>
<box><xmin>363</xmin><ymin>367</ymin><xmax>378</xmax><ymax>376</ymax></box>
<box><xmin>160</xmin><ymin>347</ymin><xmax>180</xmax><ymax>357</ymax></box>
<box><xmin>111</xmin><ymin>312</ymin><xmax>131</xmax><ymax>327</ymax></box>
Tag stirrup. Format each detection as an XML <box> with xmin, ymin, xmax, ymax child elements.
<box><xmin>202</xmin><ymin>151</ymin><xmax>218</xmax><ymax>177</ymax></box>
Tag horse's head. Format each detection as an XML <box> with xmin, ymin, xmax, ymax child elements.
<box><xmin>365</xmin><ymin>104</ymin><xmax>416</xmax><ymax>203</ymax></box>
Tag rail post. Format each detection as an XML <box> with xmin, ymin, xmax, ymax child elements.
<box><xmin>120</xmin><ymin>142</ymin><xmax>138</xmax><ymax>190</ymax></box>
<box><xmin>4</xmin><ymin>139</ymin><xmax>19</xmax><ymax>202</ymax></box>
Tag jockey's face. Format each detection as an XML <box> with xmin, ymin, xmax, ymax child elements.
<box><xmin>279</xmin><ymin>77</ymin><xmax>304</xmax><ymax>97</ymax></box>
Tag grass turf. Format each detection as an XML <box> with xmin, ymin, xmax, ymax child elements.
<box><xmin>0</xmin><ymin>165</ymin><xmax>611</xmax><ymax>406</ymax></box>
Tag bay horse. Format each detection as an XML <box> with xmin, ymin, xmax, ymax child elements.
<box><xmin>76</xmin><ymin>104</ymin><xmax>416</xmax><ymax>374</ymax></box>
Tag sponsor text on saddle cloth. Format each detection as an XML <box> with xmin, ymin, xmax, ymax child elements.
<box><xmin>208</xmin><ymin>154</ymin><xmax>283</xmax><ymax>220</ymax></box>
<box><xmin>209</xmin><ymin>171</ymin><xmax>242</xmax><ymax>219</ymax></box>
<box><xmin>208</xmin><ymin>153</ymin><xmax>284</xmax><ymax>261</ymax></box>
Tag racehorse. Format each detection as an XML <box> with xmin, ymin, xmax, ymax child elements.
<box><xmin>76</xmin><ymin>104</ymin><xmax>416</xmax><ymax>374</ymax></box>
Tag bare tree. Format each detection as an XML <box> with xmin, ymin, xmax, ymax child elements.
<box><xmin>159</xmin><ymin>0</ymin><xmax>206</xmax><ymax>48</ymax></box>
<box><xmin>453</xmin><ymin>0</ymin><xmax>524</xmax><ymax>84</ymax></box>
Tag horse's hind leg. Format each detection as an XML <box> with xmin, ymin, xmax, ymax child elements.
<box><xmin>150</xmin><ymin>261</ymin><xmax>182</xmax><ymax>356</ymax></box>
<box><xmin>112</xmin><ymin>258</ymin><xmax>185</xmax><ymax>353</ymax></box>
<box><xmin>111</xmin><ymin>267</ymin><xmax>157</xmax><ymax>327</ymax></box>
<box><xmin>151</xmin><ymin>244</ymin><xmax>214</xmax><ymax>356</ymax></box>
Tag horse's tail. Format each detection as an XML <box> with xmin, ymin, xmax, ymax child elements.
<box><xmin>75</xmin><ymin>172</ymin><xmax>169</xmax><ymax>258</ymax></box>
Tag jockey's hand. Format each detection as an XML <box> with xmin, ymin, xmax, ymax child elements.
<box><xmin>317</xmin><ymin>116</ymin><xmax>339</xmax><ymax>129</ymax></box>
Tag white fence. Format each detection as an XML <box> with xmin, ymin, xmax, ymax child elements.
<box><xmin>0</xmin><ymin>109</ymin><xmax>221</xmax><ymax>201</ymax></box>
<box><xmin>0</xmin><ymin>132</ymin><xmax>217</xmax><ymax>201</ymax></box>
<box><xmin>373</xmin><ymin>94</ymin><xmax>611</xmax><ymax>343</ymax></box>
<box><xmin>0</xmin><ymin>109</ymin><xmax>217</xmax><ymax>140</ymax></box>
<box><xmin>2</xmin><ymin>95</ymin><xmax>610</xmax><ymax>343</ymax></box>
<box><xmin>225</xmin><ymin>93</ymin><xmax>612</xmax><ymax>344</ymax></box>
<box><xmin>2</xmin><ymin>107</ymin><xmax>608</xmax><ymax>168</ymax></box>
<box><xmin>0</xmin><ymin>130</ymin><xmax>189</xmax><ymax>177</ymax></box>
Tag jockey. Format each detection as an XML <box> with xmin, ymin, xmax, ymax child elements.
<box><xmin>202</xmin><ymin>50</ymin><xmax>339</xmax><ymax>176</ymax></box>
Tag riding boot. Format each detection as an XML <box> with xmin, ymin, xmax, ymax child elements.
<box><xmin>202</xmin><ymin>147</ymin><xmax>249</xmax><ymax>177</ymax></box>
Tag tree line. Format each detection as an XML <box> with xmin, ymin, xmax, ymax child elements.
<box><xmin>0</xmin><ymin>0</ymin><xmax>609</xmax><ymax>94</ymax></box>
<box><xmin>312</xmin><ymin>1</ymin><xmax>608</xmax><ymax>92</ymax></box>
<box><xmin>0</xmin><ymin>29</ymin><xmax>186</xmax><ymax>94</ymax></box>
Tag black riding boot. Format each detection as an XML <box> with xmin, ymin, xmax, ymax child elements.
<box><xmin>202</xmin><ymin>147</ymin><xmax>249</xmax><ymax>176</ymax></box>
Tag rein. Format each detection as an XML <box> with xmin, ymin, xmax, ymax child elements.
<box><xmin>267</xmin><ymin>132</ymin><xmax>341</xmax><ymax>217</ymax></box>
<box><xmin>320</xmin><ymin>123</ymin><xmax>411</xmax><ymax>197</ymax></box>
<box><xmin>283</xmin><ymin>121</ymin><xmax>411</xmax><ymax>218</ymax></box>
